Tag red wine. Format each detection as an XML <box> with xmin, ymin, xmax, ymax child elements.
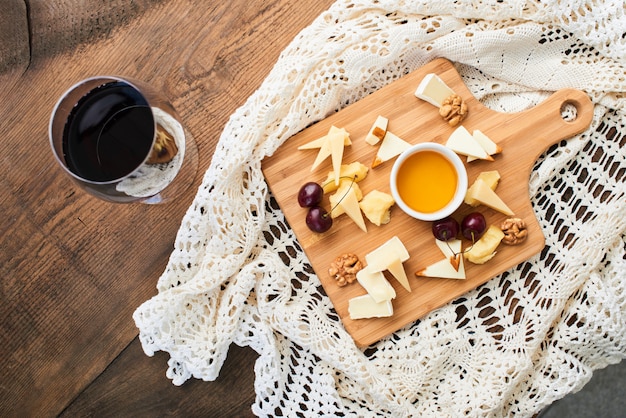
<box><xmin>62</xmin><ymin>81</ymin><xmax>154</xmax><ymax>182</ymax></box>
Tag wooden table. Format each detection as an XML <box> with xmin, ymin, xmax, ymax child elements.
<box><xmin>0</xmin><ymin>1</ymin><xmax>334</xmax><ymax>416</ymax></box>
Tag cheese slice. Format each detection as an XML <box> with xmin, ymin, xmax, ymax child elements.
<box><xmin>321</xmin><ymin>162</ymin><xmax>369</xmax><ymax>194</ymax></box>
<box><xmin>348</xmin><ymin>294</ymin><xmax>393</xmax><ymax>320</ymax></box>
<box><xmin>371</xmin><ymin>131</ymin><xmax>411</xmax><ymax>168</ymax></box>
<box><xmin>465</xmin><ymin>170</ymin><xmax>501</xmax><ymax>206</ymax></box>
<box><xmin>414</xmin><ymin>73</ymin><xmax>456</xmax><ymax>107</ymax></box>
<box><xmin>329</xmin><ymin>129</ymin><xmax>345</xmax><ymax>185</ymax></box>
<box><xmin>310</xmin><ymin>137</ymin><xmax>332</xmax><ymax>170</ymax></box>
<box><xmin>467</xmin><ymin>130</ymin><xmax>502</xmax><ymax>162</ymax></box>
<box><xmin>365</xmin><ymin>236</ymin><xmax>411</xmax><ymax>291</ymax></box>
<box><xmin>365</xmin><ymin>236</ymin><xmax>410</xmax><ymax>272</ymax></box>
<box><xmin>446</xmin><ymin>125</ymin><xmax>493</xmax><ymax>161</ymax></box>
<box><xmin>311</xmin><ymin>128</ymin><xmax>346</xmax><ymax>173</ymax></box>
<box><xmin>301</xmin><ymin>126</ymin><xmax>351</xmax><ymax>174</ymax></box>
<box><xmin>415</xmin><ymin>257</ymin><xmax>466</xmax><ymax>279</ymax></box>
<box><xmin>356</xmin><ymin>267</ymin><xmax>396</xmax><ymax>303</ymax></box>
<box><xmin>329</xmin><ymin>181</ymin><xmax>362</xmax><ymax>218</ymax></box>
<box><xmin>337</xmin><ymin>187</ymin><xmax>367</xmax><ymax>232</ymax></box>
<box><xmin>416</xmin><ymin>238</ymin><xmax>466</xmax><ymax>279</ymax></box>
<box><xmin>297</xmin><ymin>126</ymin><xmax>351</xmax><ymax>149</ymax></box>
<box><xmin>387</xmin><ymin>257</ymin><xmax>411</xmax><ymax>292</ymax></box>
<box><xmin>465</xmin><ymin>178</ymin><xmax>514</xmax><ymax>216</ymax></box>
<box><xmin>435</xmin><ymin>239</ymin><xmax>463</xmax><ymax>271</ymax></box>
<box><xmin>365</xmin><ymin>115</ymin><xmax>389</xmax><ymax>145</ymax></box>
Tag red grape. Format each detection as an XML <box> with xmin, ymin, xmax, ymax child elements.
<box><xmin>306</xmin><ymin>206</ymin><xmax>333</xmax><ymax>233</ymax></box>
<box><xmin>432</xmin><ymin>216</ymin><xmax>460</xmax><ymax>241</ymax></box>
<box><xmin>461</xmin><ymin>212</ymin><xmax>487</xmax><ymax>241</ymax></box>
<box><xmin>298</xmin><ymin>182</ymin><xmax>324</xmax><ymax>208</ymax></box>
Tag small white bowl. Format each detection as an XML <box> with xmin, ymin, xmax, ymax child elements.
<box><xmin>390</xmin><ymin>142</ymin><xmax>467</xmax><ymax>221</ymax></box>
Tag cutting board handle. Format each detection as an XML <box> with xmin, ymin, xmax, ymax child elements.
<box><xmin>513</xmin><ymin>88</ymin><xmax>594</xmax><ymax>156</ymax></box>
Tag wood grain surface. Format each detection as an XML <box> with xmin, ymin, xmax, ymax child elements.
<box><xmin>0</xmin><ymin>1</ymin><xmax>334</xmax><ymax>417</ymax></box>
<box><xmin>263</xmin><ymin>58</ymin><xmax>593</xmax><ymax>347</ymax></box>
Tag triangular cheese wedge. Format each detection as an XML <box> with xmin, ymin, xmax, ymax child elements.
<box><xmin>365</xmin><ymin>115</ymin><xmax>389</xmax><ymax>145</ymax></box>
<box><xmin>329</xmin><ymin>130</ymin><xmax>345</xmax><ymax>185</ymax></box>
<box><xmin>414</xmin><ymin>73</ymin><xmax>456</xmax><ymax>107</ymax></box>
<box><xmin>329</xmin><ymin>181</ymin><xmax>362</xmax><ymax>218</ymax></box>
<box><xmin>365</xmin><ymin>236</ymin><xmax>410</xmax><ymax>273</ymax></box>
<box><xmin>297</xmin><ymin>126</ymin><xmax>351</xmax><ymax>149</ymax></box>
<box><xmin>356</xmin><ymin>267</ymin><xmax>396</xmax><ymax>303</ymax></box>
<box><xmin>435</xmin><ymin>239</ymin><xmax>463</xmax><ymax>271</ymax></box>
<box><xmin>467</xmin><ymin>130</ymin><xmax>502</xmax><ymax>162</ymax></box>
<box><xmin>465</xmin><ymin>170</ymin><xmax>501</xmax><ymax>206</ymax></box>
<box><xmin>387</xmin><ymin>257</ymin><xmax>411</xmax><ymax>292</ymax></box>
<box><xmin>310</xmin><ymin>137</ymin><xmax>332</xmax><ymax>170</ymax></box>
<box><xmin>371</xmin><ymin>131</ymin><xmax>411</xmax><ymax>168</ymax></box>
<box><xmin>415</xmin><ymin>257</ymin><xmax>466</xmax><ymax>279</ymax></box>
<box><xmin>446</xmin><ymin>126</ymin><xmax>493</xmax><ymax>161</ymax></box>
<box><xmin>301</xmin><ymin>126</ymin><xmax>351</xmax><ymax>174</ymax></box>
<box><xmin>465</xmin><ymin>178</ymin><xmax>514</xmax><ymax>216</ymax></box>
<box><xmin>337</xmin><ymin>187</ymin><xmax>367</xmax><ymax>232</ymax></box>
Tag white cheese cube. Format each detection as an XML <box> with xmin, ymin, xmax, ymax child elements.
<box><xmin>365</xmin><ymin>115</ymin><xmax>389</xmax><ymax>145</ymax></box>
<box><xmin>414</xmin><ymin>73</ymin><xmax>456</xmax><ymax>107</ymax></box>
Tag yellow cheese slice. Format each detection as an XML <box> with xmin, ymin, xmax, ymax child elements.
<box><xmin>329</xmin><ymin>130</ymin><xmax>345</xmax><ymax>185</ymax></box>
<box><xmin>365</xmin><ymin>236</ymin><xmax>410</xmax><ymax>273</ymax></box>
<box><xmin>414</xmin><ymin>73</ymin><xmax>456</xmax><ymax>107</ymax></box>
<box><xmin>387</xmin><ymin>257</ymin><xmax>411</xmax><ymax>292</ymax></box>
<box><xmin>337</xmin><ymin>187</ymin><xmax>367</xmax><ymax>232</ymax></box>
<box><xmin>310</xmin><ymin>136</ymin><xmax>332</xmax><ymax>170</ymax></box>
<box><xmin>365</xmin><ymin>115</ymin><xmax>389</xmax><ymax>145</ymax></box>
<box><xmin>467</xmin><ymin>129</ymin><xmax>502</xmax><ymax>162</ymax></box>
<box><xmin>348</xmin><ymin>294</ymin><xmax>393</xmax><ymax>320</ymax></box>
<box><xmin>356</xmin><ymin>267</ymin><xmax>396</xmax><ymax>303</ymax></box>
<box><xmin>445</xmin><ymin>125</ymin><xmax>493</xmax><ymax>161</ymax></box>
<box><xmin>466</xmin><ymin>178</ymin><xmax>514</xmax><ymax>216</ymax></box>
<box><xmin>303</xmin><ymin>126</ymin><xmax>351</xmax><ymax>173</ymax></box>
<box><xmin>465</xmin><ymin>171</ymin><xmax>501</xmax><ymax>206</ymax></box>
<box><xmin>297</xmin><ymin>126</ymin><xmax>351</xmax><ymax>149</ymax></box>
<box><xmin>329</xmin><ymin>181</ymin><xmax>363</xmax><ymax>218</ymax></box>
<box><xmin>321</xmin><ymin>162</ymin><xmax>369</xmax><ymax>194</ymax></box>
<box><xmin>371</xmin><ymin>131</ymin><xmax>411</xmax><ymax>168</ymax></box>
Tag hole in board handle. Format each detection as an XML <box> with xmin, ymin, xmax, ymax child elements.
<box><xmin>560</xmin><ymin>99</ymin><xmax>579</xmax><ymax>122</ymax></box>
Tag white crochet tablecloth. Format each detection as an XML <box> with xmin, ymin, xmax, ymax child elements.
<box><xmin>133</xmin><ymin>1</ymin><xmax>626</xmax><ymax>416</ymax></box>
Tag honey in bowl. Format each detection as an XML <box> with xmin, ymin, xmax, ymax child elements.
<box><xmin>390</xmin><ymin>142</ymin><xmax>468</xmax><ymax>221</ymax></box>
<box><xmin>395</xmin><ymin>150</ymin><xmax>457</xmax><ymax>213</ymax></box>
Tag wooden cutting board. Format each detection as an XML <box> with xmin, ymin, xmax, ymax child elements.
<box><xmin>262</xmin><ymin>58</ymin><xmax>593</xmax><ymax>347</ymax></box>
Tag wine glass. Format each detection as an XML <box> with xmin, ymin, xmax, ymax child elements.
<box><xmin>49</xmin><ymin>76</ymin><xmax>198</xmax><ymax>204</ymax></box>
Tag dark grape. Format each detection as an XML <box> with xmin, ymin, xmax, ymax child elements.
<box><xmin>461</xmin><ymin>212</ymin><xmax>487</xmax><ymax>241</ymax></box>
<box><xmin>305</xmin><ymin>206</ymin><xmax>333</xmax><ymax>233</ymax></box>
<box><xmin>432</xmin><ymin>216</ymin><xmax>460</xmax><ymax>241</ymax></box>
<box><xmin>298</xmin><ymin>182</ymin><xmax>324</xmax><ymax>208</ymax></box>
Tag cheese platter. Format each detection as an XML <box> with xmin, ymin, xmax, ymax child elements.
<box><xmin>262</xmin><ymin>58</ymin><xmax>593</xmax><ymax>347</ymax></box>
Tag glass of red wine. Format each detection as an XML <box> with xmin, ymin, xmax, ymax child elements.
<box><xmin>49</xmin><ymin>76</ymin><xmax>198</xmax><ymax>203</ymax></box>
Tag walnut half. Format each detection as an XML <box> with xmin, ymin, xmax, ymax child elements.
<box><xmin>501</xmin><ymin>218</ymin><xmax>528</xmax><ymax>245</ymax></box>
<box><xmin>328</xmin><ymin>253</ymin><xmax>363</xmax><ymax>287</ymax></box>
<box><xmin>439</xmin><ymin>94</ymin><xmax>468</xmax><ymax>127</ymax></box>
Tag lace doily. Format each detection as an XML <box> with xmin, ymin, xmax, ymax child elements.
<box><xmin>133</xmin><ymin>1</ymin><xmax>626</xmax><ymax>416</ymax></box>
